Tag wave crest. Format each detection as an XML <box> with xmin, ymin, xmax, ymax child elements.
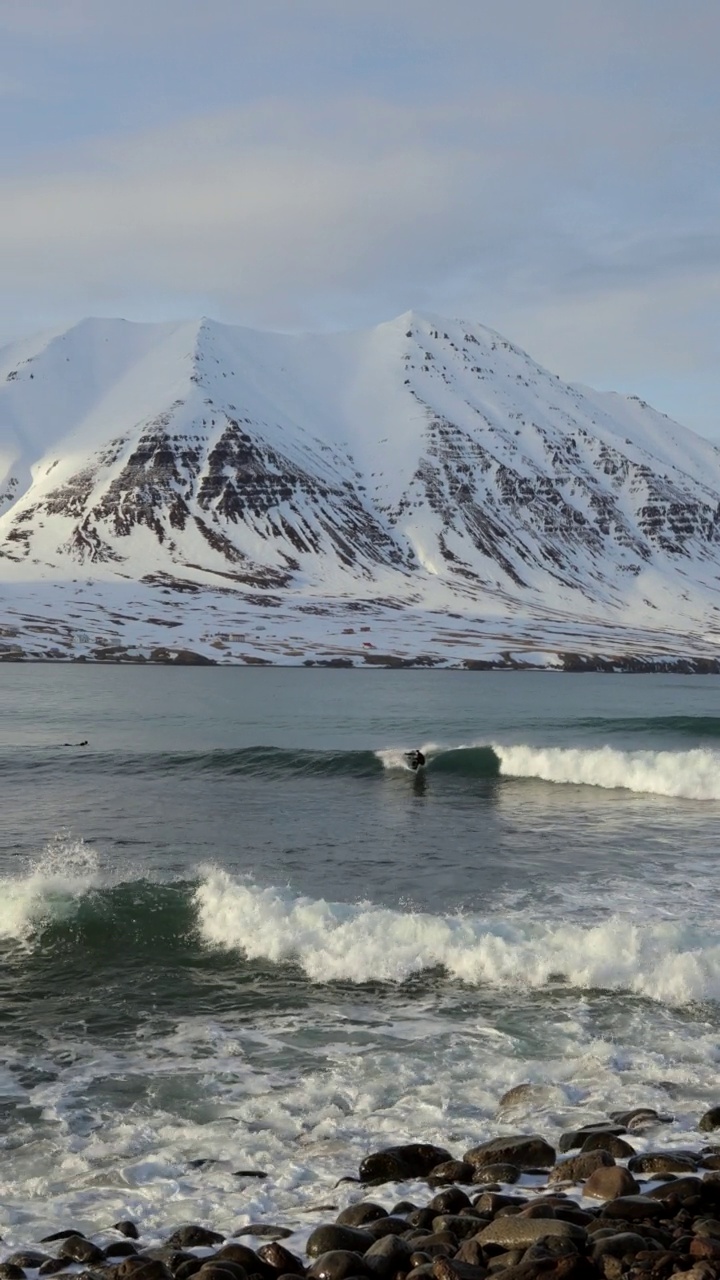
<box><xmin>194</xmin><ymin>871</ymin><xmax>720</xmax><ymax>1003</ymax></box>
<box><xmin>494</xmin><ymin>743</ymin><xmax>720</xmax><ymax>799</ymax></box>
<box><xmin>0</xmin><ymin>834</ymin><xmax>102</xmax><ymax>942</ymax></box>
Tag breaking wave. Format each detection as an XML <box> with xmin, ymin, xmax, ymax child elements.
<box><xmin>2</xmin><ymin>737</ymin><xmax>720</xmax><ymax>798</ymax></box>
<box><xmin>493</xmin><ymin>744</ymin><xmax>720</xmax><ymax>800</ymax></box>
<box><xmin>0</xmin><ymin>834</ymin><xmax>103</xmax><ymax>943</ymax></box>
<box><xmin>194</xmin><ymin>871</ymin><xmax>720</xmax><ymax>1005</ymax></box>
<box><xmin>3</xmin><ymin>841</ymin><xmax>720</xmax><ymax>1006</ymax></box>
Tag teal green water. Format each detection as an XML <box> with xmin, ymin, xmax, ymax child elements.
<box><xmin>1</xmin><ymin>669</ymin><xmax>720</xmax><ymax>1245</ymax></box>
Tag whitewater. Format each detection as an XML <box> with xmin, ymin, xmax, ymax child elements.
<box><xmin>2</xmin><ymin>666</ymin><xmax>720</xmax><ymax>1252</ymax></box>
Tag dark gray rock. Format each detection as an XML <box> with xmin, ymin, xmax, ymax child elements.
<box><xmin>648</xmin><ymin>1176</ymin><xmax>704</xmax><ymax>1201</ymax></box>
<box><xmin>427</xmin><ymin>1190</ymin><xmax>471</xmax><ymax>1215</ymax></box>
<box><xmin>583</xmin><ymin>1167</ymin><xmax>639</xmax><ymax>1200</ymax></box>
<box><xmin>628</xmin><ymin>1153</ymin><xmax>698</xmax><ymax>1174</ymax></box>
<box><xmin>104</xmin><ymin>1244</ymin><xmax>140</xmax><ymax>1259</ymax></box>
<box><xmin>256</xmin><ymin>1243</ymin><xmax>305</xmax><ymax>1276</ymax></box>
<box><xmin>430</xmin><ymin>1216</ymin><xmax>479</xmax><ymax>1240</ymax></box>
<box><xmin>549</xmin><ymin>1150</ymin><xmax>614</xmax><ymax>1184</ymax></box>
<box><xmin>558</xmin><ymin>1126</ymin><xmax>626</xmax><ymax>1154</ymax></box>
<box><xmin>114</xmin><ymin>1224</ymin><xmax>141</xmax><ymax>1240</ymax></box>
<box><xmin>476</xmin><ymin>1219</ymin><xmax>586</xmax><ymax>1249</ymax></box>
<box><xmin>405</xmin><ymin>1211</ymin><xmax>437</xmax><ymax>1231</ymax></box>
<box><xmin>234</xmin><ymin>1227</ymin><xmax>294</xmax><ymax>1241</ymax></box>
<box><xmin>116</xmin><ymin>1261</ymin><xmax>173</xmax><ymax>1280</ymax></box>
<box><xmin>579</xmin><ymin>1133</ymin><xmax>635</xmax><ymax>1159</ymax></box>
<box><xmin>336</xmin><ymin>1206</ymin><xmax>388</xmax><ymax>1228</ymax></box>
<box><xmin>591</xmin><ymin>1233</ymin><xmax>650</xmax><ymax>1262</ymax></box>
<box><xmin>173</xmin><ymin>1261</ymin><xmax>204</xmax><ymax>1280</ymax></box>
<box><xmin>57</xmin><ymin>1239</ymin><xmax>105</xmax><ymax>1266</ymax></box>
<box><xmin>464</xmin><ymin>1135</ymin><xmax>555</xmax><ymax>1171</ymax></box>
<box><xmin>306</xmin><ymin>1229</ymin><xmax>374</xmax><ymax>1260</ymax></box>
<box><xmin>700</xmin><ymin>1109</ymin><xmax>720</xmax><ymax>1133</ymax></box>
<box><xmin>471</xmin><ymin>1193</ymin><xmax>527</xmax><ymax>1215</ymax></box>
<box><xmin>610</xmin><ymin>1109</ymin><xmax>672</xmax><ymax>1130</ymax></box>
<box><xmin>307</xmin><ymin>1252</ymin><xmax>371</xmax><ymax>1280</ymax></box>
<box><xmin>471</xmin><ymin>1163</ymin><xmax>520</xmax><ymax>1185</ymax></box>
<box><xmin>215</xmin><ymin>1243</ymin><xmax>270</xmax><ymax>1276</ymax></box>
<box><xmin>165</xmin><ymin>1228</ymin><xmax>225</xmax><ymax>1250</ymax></box>
<box><xmin>359</xmin><ymin>1145</ymin><xmax>453</xmax><ymax>1185</ymax></box>
<box><xmin>195</xmin><ymin>1268</ymin><xmax>244</xmax><ymax>1280</ymax></box>
<box><xmin>427</xmin><ymin>1162</ymin><xmax>474</xmax><ymax>1188</ymax></box>
<box><xmin>600</xmin><ymin>1196</ymin><xmax>671</xmax><ymax>1221</ymax></box>
<box><xmin>363</xmin><ymin>1235</ymin><xmax>413</xmax><ymax>1278</ymax></box>
<box><xmin>362</xmin><ymin>1220</ymin><xmax>410</xmax><ymax>1241</ymax></box>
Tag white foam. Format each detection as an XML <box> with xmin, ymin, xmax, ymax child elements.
<box><xmin>194</xmin><ymin>871</ymin><xmax>720</xmax><ymax>1004</ymax></box>
<box><xmin>0</xmin><ymin>833</ymin><xmax>102</xmax><ymax>942</ymax></box>
<box><xmin>494</xmin><ymin>743</ymin><xmax>720</xmax><ymax>800</ymax></box>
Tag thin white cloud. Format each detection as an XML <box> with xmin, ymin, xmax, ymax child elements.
<box><xmin>0</xmin><ymin>0</ymin><xmax>718</xmax><ymax>435</ymax></box>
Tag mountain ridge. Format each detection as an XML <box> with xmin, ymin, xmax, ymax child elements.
<box><xmin>1</xmin><ymin>310</ymin><xmax>720</xmax><ymax>667</ymax></box>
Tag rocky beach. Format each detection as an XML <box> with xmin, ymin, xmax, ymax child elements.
<box><xmin>5</xmin><ymin>1107</ymin><xmax>720</xmax><ymax>1280</ymax></box>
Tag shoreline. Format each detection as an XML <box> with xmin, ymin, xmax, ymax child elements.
<box><xmin>2</xmin><ymin>652</ymin><xmax>720</xmax><ymax>673</ymax></box>
<box><xmin>4</xmin><ymin>1106</ymin><xmax>720</xmax><ymax>1278</ymax></box>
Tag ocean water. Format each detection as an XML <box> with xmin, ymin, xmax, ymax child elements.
<box><xmin>1</xmin><ymin>667</ymin><xmax>720</xmax><ymax>1249</ymax></box>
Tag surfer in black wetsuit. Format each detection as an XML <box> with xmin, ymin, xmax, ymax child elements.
<box><xmin>405</xmin><ymin>749</ymin><xmax>426</xmax><ymax>771</ymax></box>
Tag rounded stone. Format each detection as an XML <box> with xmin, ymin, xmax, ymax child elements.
<box><xmin>56</xmin><ymin>1238</ymin><xmax>104</xmax><ymax>1267</ymax></box>
<box><xmin>363</xmin><ymin>1234</ymin><xmax>413</xmax><ymax>1278</ymax></box>
<box><xmin>359</xmin><ymin>1145</ymin><xmax>452</xmax><ymax>1185</ymax></box>
<box><xmin>336</xmin><ymin>1205</ymin><xmax>388</xmax><ymax>1228</ymax></box>
<box><xmin>195</xmin><ymin>1268</ymin><xmax>244</xmax><ymax>1280</ymax></box>
<box><xmin>114</xmin><ymin>1223</ymin><xmax>141</xmax><ymax>1240</ymax></box>
<box><xmin>610</xmin><ymin>1109</ymin><xmax>672</xmax><ymax>1131</ymax></box>
<box><xmin>105</xmin><ymin>1243</ymin><xmax>140</xmax><ymax>1259</ymax></box>
<box><xmin>306</xmin><ymin>1228</ymin><xmax>374</xmax><ymax>1260</ymax></box>
<box><xmin>427</xmin><ymin>1162</ymin><xmax>474</xmax><ymax>1187</ymax></box>
<box><xmin>591</xmin><ymin>1233</ymin><xmax>650</xmax><ymax>1262</ymax></box>
<box><xmin>599</xmin><ymin>1196</ymin><xmax>670</xmax><ymax>1221</ymax></box>
<box><xmin>584</xmin><ymin>1167</ymin><xmax>640</xmax><ymax>1200</ymax></box>
<box><xmin>559</xmin><ymin>1125</ymin><xmax>627</xmax><ymax>1154</ymax></box>
<box><xmin>427</xmin><ymin>1190</ymin><xmax>471</xmax><ymax>1214</ymax></box>
<box><xmin>628</xmin><ymin>1153</ymin><xmax>698</xmax><ymax>1175</ymax></box>
<box><xmin>173</xmin><ymin>1262</ymin><xmax>204</xmax><ymax>1280</ymax></box>
<box><xmin>234</xmin><ymin>1227</ymin><xmax>294</xmax><ymax>1242</ymax></box>
<box><xmin>256</xmin><ymin>1244</ymin><xmax>304</xmax><ymax>1275</ymax></box>
<box><xmin>549</xmin><ymin>1150</ymin><xmax>614</xmax><ymax>1184</ymax></box>
<box><xmin>477</xmin><ymin>1218</ymin><xmax>586</xmax><ymax>1249</ymax></box>
<box><xmin>463</xmin><ymin>1134</ymin><xmax>555</xmax><ymax>1171</ymax></box>
<box><xmin>580</xmin><ymin>1133</ymin><xmax>635</xmax><ymax>1159</ymax></box>
<box><xmin>307</xmin><ymin>1252</ymin><xmax>371</xmax><ymax>1280</ymax></box>
<box><xmin>471</xmin><ymin>1163</ymin><xmax>521</xmax><ymax>1185</ymax></box>
<box><xmin>363</xmin><ymin>1219</ymin><xmax>410</xmax><ymax>1241</ymax></box>
<box><xmin>166</xmin><ymin>1228</ymin><xmax>225</xmax><ymax>1250</ymax></box>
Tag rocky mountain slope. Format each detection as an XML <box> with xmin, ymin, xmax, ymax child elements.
<box><xmin>1</xmin><ymin>311</ymin><xmax>719</xmax><ymax>667</ymax></box>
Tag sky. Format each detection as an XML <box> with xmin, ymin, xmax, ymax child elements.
<box><xmin>1</xmin><ymin>0</ymin><xmax>718</xmax><ymax>438</ymax></box>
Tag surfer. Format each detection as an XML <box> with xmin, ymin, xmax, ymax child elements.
<box><xmin>62</xmin><ymin>740</ymin><xmax>88</xmax><ymax>747</ymax></box>
<box><xmin>405</xmin><ymin>749</ymin><xmax>426</xmax><ymax>771</ymax></box>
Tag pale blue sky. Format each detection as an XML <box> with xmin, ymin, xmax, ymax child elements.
<box><xmin>1</xmin><ymin>0</ymin><xmax>718</xmax><ymax>437</ymax></box>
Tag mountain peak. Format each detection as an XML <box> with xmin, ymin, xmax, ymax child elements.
<box><xmin>1</xmin><ymin>310</ymin><xmax>719</xmax><ymax>667</ymax></box>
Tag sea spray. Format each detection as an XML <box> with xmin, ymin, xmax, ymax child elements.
<box><xmin>493</xmin><ymin>743</ymin><xmax>720</xmax><ymax>799</ymax></box>
<box><xmin>193</xmin><ymin>871</ymin><xmax>720</xmax><ymax>1003</ymax></box>
<box><xmin>0</xmin><ymin>832</ymin><xmax>102</xmax><ymax>943</ymax></box>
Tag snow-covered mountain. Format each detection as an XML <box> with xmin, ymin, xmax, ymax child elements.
<box><xmin>1</xmin><ymin>311</ymin><xmax>720</xmax><ymax>667</ymax></box>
